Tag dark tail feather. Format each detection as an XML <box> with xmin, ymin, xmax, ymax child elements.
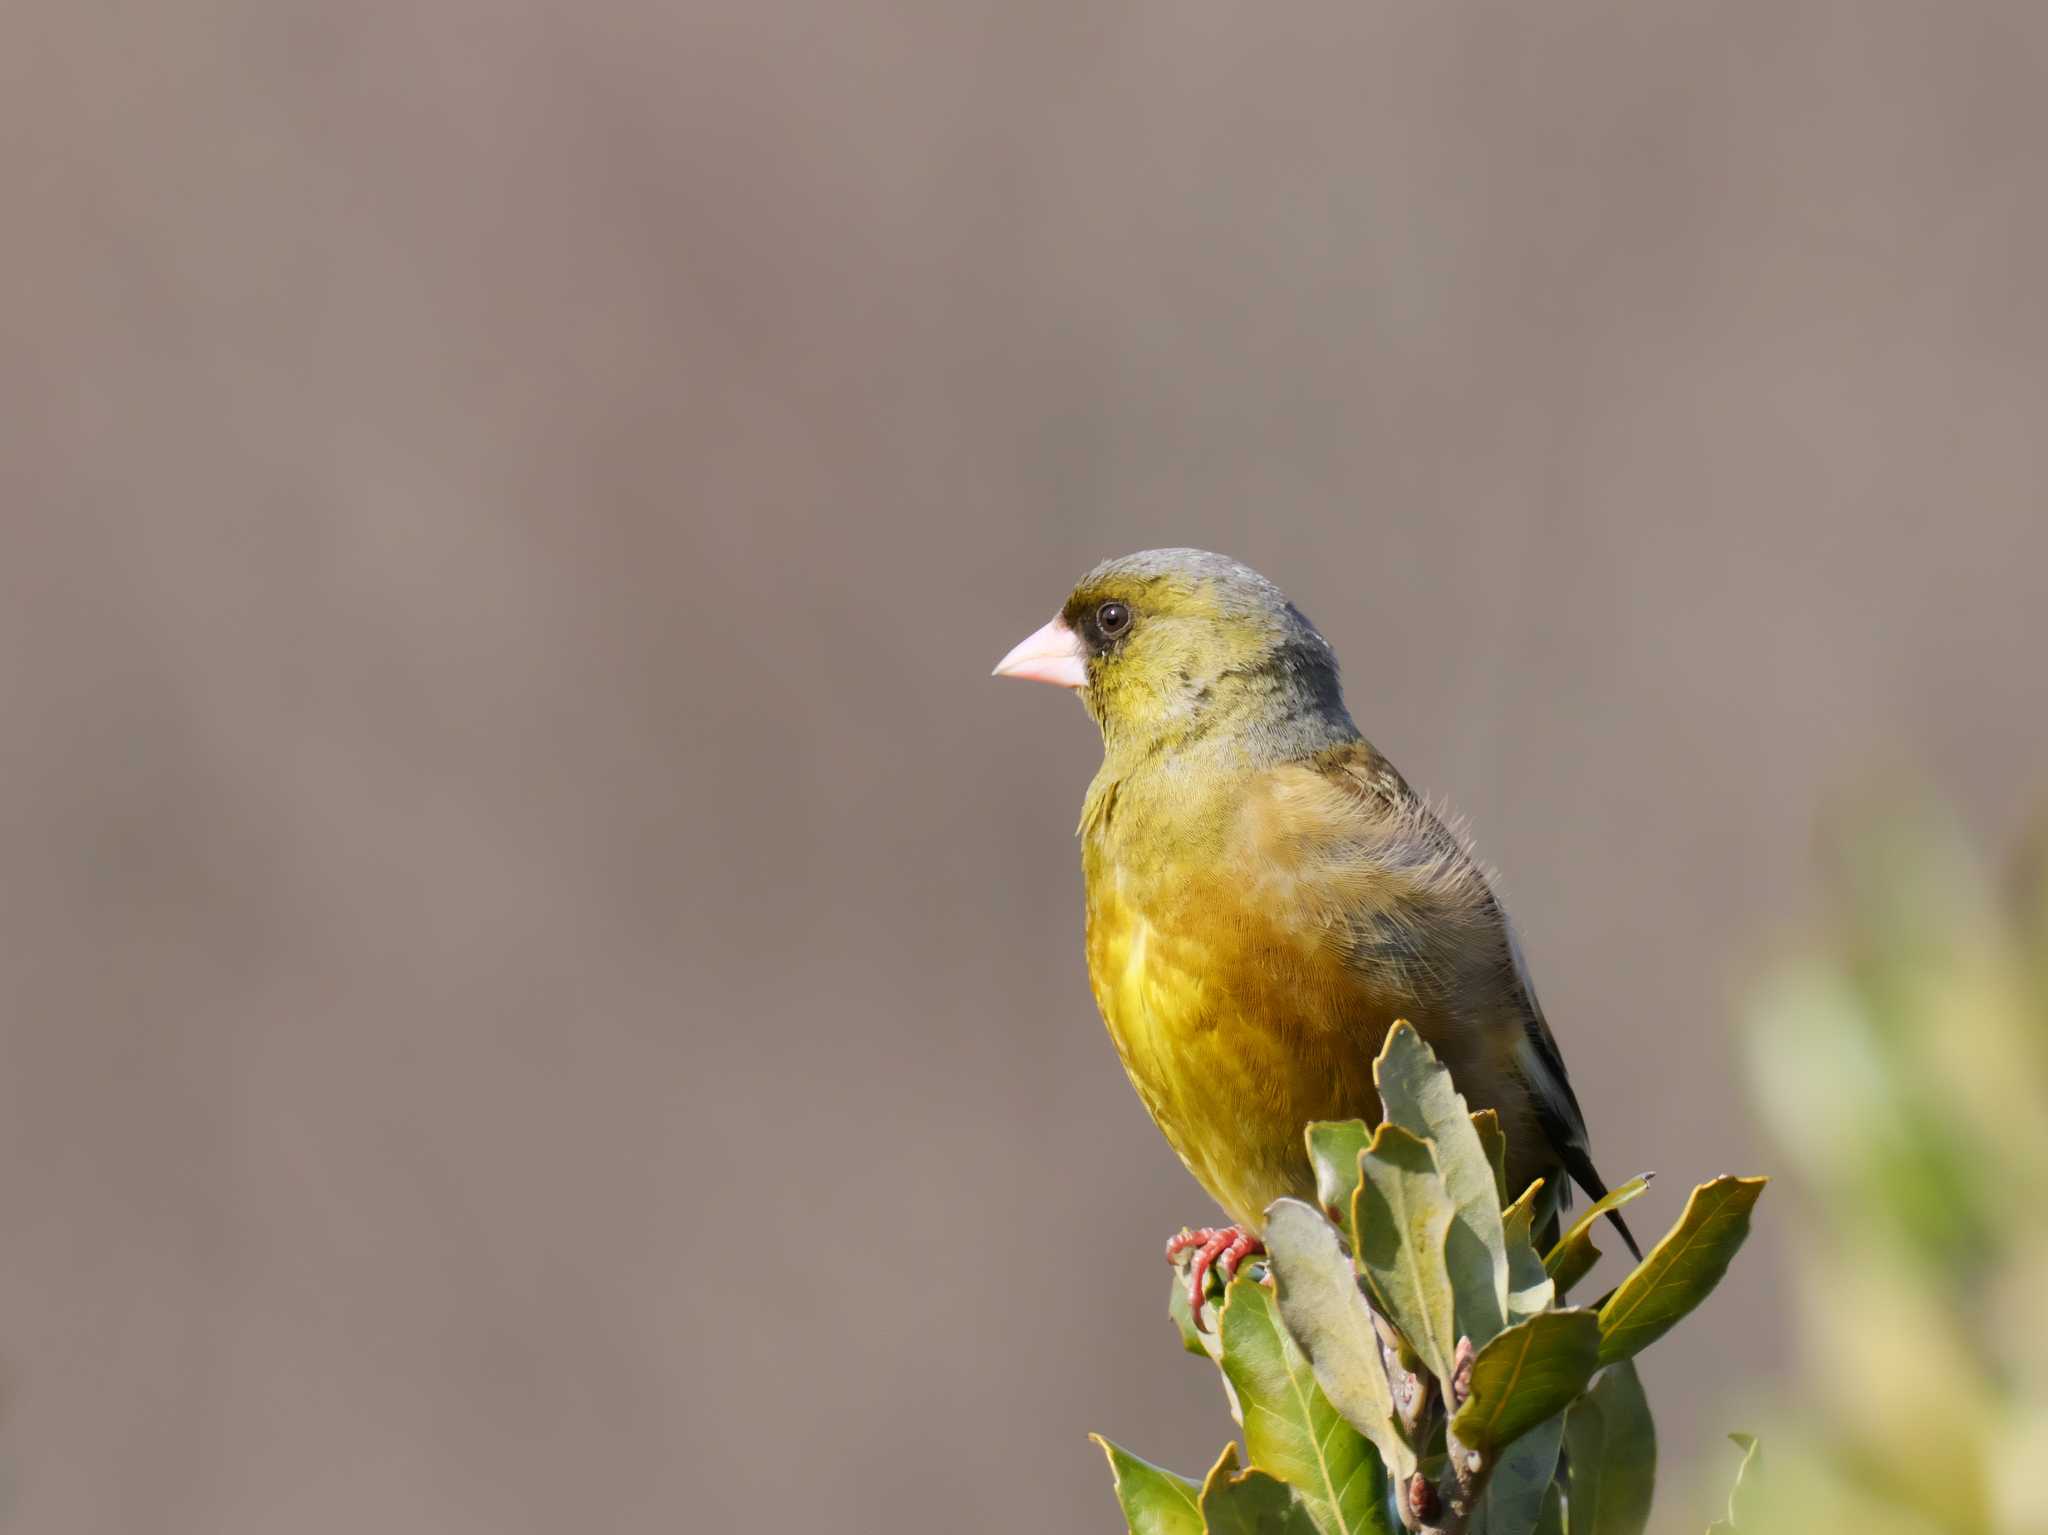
<box><xmin>1606</xmin><ymin>1207</ymin><xmax>1644</xmax><ymax>1263</ymax></box>
<box><xmin>1560</xmin><ymin>1144</ymin><xmax>1644</xmax><ymax>1262</ymax></box>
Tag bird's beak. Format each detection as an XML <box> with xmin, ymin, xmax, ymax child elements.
<box><xmin>992</xmin><ymin>617</ymin><xmax>1089</xmax><ymax>690</ymax></box>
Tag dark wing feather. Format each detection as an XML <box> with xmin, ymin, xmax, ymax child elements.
<box><xmin>1306</xmin><ymin>739</ymin><xmax>1642</xmax><ymax>1262</ymax></box>
<box><xmin>1501</xmin><ymin>915</ymin><xmax>1642</xmax><ymax>1261</ymax></box>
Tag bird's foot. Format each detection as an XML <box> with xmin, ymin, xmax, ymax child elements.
<box><xmin>1165</xmin><ymin>1225</ymin><xmax>1263</xmax><ymax>1329</ymax></box>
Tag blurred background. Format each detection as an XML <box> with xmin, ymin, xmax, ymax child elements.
<box><xmin>4</xmin><ymin>3</ymin><xmax>2046</xmax><ymax>1531</ymax></box>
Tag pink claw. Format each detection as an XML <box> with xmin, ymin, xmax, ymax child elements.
<box><xmin>1165</xmin><ymin>1225</ymin><xmax>1263</xmax><ymax>1330</ymax></box>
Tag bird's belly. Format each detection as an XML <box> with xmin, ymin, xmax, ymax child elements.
<box><xmin>1087</xmin><ymin>899</ymin><xmax>1381</xmax><ymax>1231</ymax></box>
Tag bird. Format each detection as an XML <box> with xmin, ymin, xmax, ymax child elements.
<box><xmin>993</xmin><ymin>548</ymin><xmax>1639</xmax><ymax>1317</ymax></box>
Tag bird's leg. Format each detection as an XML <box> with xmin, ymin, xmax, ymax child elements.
<box><xmin>1164</xmin><ymin>1225</ymin><xmax>1263</xmax><ymax>1328</ymax></box>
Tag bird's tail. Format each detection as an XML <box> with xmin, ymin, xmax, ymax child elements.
<box><xmin>1560</xmin><ymin>1144</ymin><xmax>1644</xmax><ymax>1262</ymax></box>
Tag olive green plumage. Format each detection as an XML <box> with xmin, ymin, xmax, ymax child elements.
<box><xmin>1045</xmin><ymin>549</ymin><xmax>1634</xmax><ymax>1252</ymax></box>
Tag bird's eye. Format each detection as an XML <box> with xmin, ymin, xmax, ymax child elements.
<box><xmin>1096</xmin><ymin>601</ymin><xmax>1133</xmax><ymax>638</ymax></box>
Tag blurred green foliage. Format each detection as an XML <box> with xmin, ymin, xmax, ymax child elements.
<box><xmin>1733</xmin><ymin>807</ymin><xmax>2048</xmax><ymax>1534</ymax></box>
<box><xmin>1096</xmin><ymin>1023</ymin><xmax>1764</xmax><ymax>1534</ymax></box>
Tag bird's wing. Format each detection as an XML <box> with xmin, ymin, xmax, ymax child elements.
<box><xmin>1304</xmin><ymin>741</ymin><xmax>1642</xmax><ymax>1261</ymax></box>
<box><xmin>1495</xmin><ymin>875</ymin><xmax>1643</xmax><ymax>1260</ymax></box>
<box><xmin>1500</xmin><ymin>914</ymin><xmax>1589</xmax><ymax>1198</ymax></box>
<box><xmin>1299</xmin><ymin>741</ymin><xmax>1499</xmax><ymax>988</ymax></box>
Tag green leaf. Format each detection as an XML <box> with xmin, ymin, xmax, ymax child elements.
<box><xmin>1547</xmin><ymin>1234</ymin><xmax>1600</xmax><ymax>1298</ymax></box>
<box><xmin>1351</xmin><ymin>1124</ymin><xmax>1459</xmax><ymax>1386</ymax></box>
<box><xmin>1169</xmin><ymin>1274</ymin><xmax>1241</xmax><ymax>1425</ymax></box>
<box><xmin>1374</xmin><ymin>1023</ymin><xmax>1510</xmax><ymax>1348</ymax></box>
<box><xmin>1472</xmin><ymin>1109</ymin><xmax>1510</xmax><ymax>1206</ymax></box>
<box><xmin>1265</xmin><ymin>1198</ymin><xmax>1418</xmax><ymax>1487</ymax></box>
<box><xmin>1467</xmin><ymin>1412</ymin><xmax>1565</xmax><ymax>1535</ymax></box>
<box><xmin>1449</xmin><ymin>1310</ymin><xmax>1602</xmax><ymax>1455</ymax></box>
<box><xmin>1502</xmin><ymin>1180</ymin><xmax>1556</xmax><ymax>1320</ymax></box>
<box><xmin>1093</xmin><ymin>1435</ymin><xmax>1206</xmax><ymax>1535</ymax></box>
<box><xmin>1544</xmin><ymin>1175</ymin><xmax>1654</xmax><ymax>1293</ymax></box>
<box><xmin>1198</xmin><ymin>1443</ymin><xmax>1323</xmax><ymax>1535</ymax></box>
<box><xmin>1562</xmin><ymin>1361</ymin><xmax>1656</xmax><ymax>1535</ymax></box>
<box><xmin>1534</xmin><ymin>1481</ymin><xmax>1566</xmax><ymax>1535</ymax></box>
<box><xmin>1596</xmin><ymin>1177</ymin><xmax>1767</xmax><ymax>1366</ymax></box>
<box><xmin>1307</xmin><ymin>1121</ymin><xmax>1373</xmax><ymax>1225</ymax></box>
<box><xmin>1705</xmin><ymin>1433</ymin><xmax>1760</xmax><ymax>1532</ymax></box>
<box><xmin>1218</xmin><ymin>1276</ymin><xmax>1393</xmax><ymax>1535</ymax></box>
<box><xmin>1172</xmin><ymin>1269</ymin><xmax>1226</xmax><ymax>1364</ymax></box>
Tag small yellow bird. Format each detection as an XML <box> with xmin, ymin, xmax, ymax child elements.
<box><xmin>995</xmin><ymin>549</ymin><xmax>1637</xmax><ymax>1314</ymax></box>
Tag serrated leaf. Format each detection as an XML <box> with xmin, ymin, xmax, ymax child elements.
<box><xmin>1597</xmin><ymin>1178</ymin><xmax>1766</xmax><ymax>1365</ymax></box>
<box><xmin>1093</xmin><ymin>1435</ymin><xmax>1207</xmax><ymax>1535</ymax></box>
<box><xmin>1218</xmin><ymin>1276</ymin><xmax>1393</xmax><ymax>1535</ymax></box>
<box><xmin>1472</xmin><ymin>1109</ymin><xmax>1510</xmax><ymax>1206</ymax></box>
<box><xmin>1467</xmin><ymin>1412</ymin><xmax>1565</xmax><ymax>1535</ymax></box>
<box><xmin>1307</xmin><ymin>1121</ymin><xmax>1373</xmax><ymax>1225</ymax></box>
<box><xmin>1352</xmin><ymin>1124</ymin><xmax>1459</xmax><ymax>1386</ymax></box>
<box><xmin>1544</xmin><ymin>1175</ymin><xmax>1653</xmax><ymax>1293</ymax></box>
<box><xmin>1449</xmin><ymin>1310</ymin><xmax>1602</xmax><ymax>1455</ymax></box>
<box><xmin>1265</xmin><ymin>1198</ymin><xmax>1418</xmax><ymax>1487</ymax></box>
<box><xmin>1562</xmin><ymin>1361</ymin><xmax>1656</xmax><ymax>1535</ymax></box>
<box><xmin>1374</xmin><ymin>1023</ymin><xmax>1510</xmax><ymax>1347</ymax></box>
<box><xmin>1502</xmin><ymin>1180</ymin><xmax>1556</xmax><ymax>1320</ymax></box>
<box><xmin>1198</xmin><ymin>1443</ymin><xmax>1323</xmax><ymax>1535</ymax></box>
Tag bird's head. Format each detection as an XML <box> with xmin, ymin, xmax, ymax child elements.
<box><xmin>993</xmin><ymin>548</ymin><xmax>1356</xmax><ymax>762</ymax></box>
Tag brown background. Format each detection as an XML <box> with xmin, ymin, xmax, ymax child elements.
<box><xmin>4</xmin><ymin>3</ymin><xmax>2046</xmax><ymax>1532</ymax></box>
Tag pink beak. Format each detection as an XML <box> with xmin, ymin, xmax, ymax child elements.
<box><xmin>991</xmin><ymin>617</ymin><xmax>1089</xmax><ymax>690</ymax></box>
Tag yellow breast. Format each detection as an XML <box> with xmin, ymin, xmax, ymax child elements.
<box><xmin>1083</xmin><ymin>850</ymin><xmax>1383</xmax><ymax>1231</ymax></box>
<box><xmin>1077</xmin><ymin>746</ymin><xmax>1555</xmax><ymax>1231</ymax></box>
